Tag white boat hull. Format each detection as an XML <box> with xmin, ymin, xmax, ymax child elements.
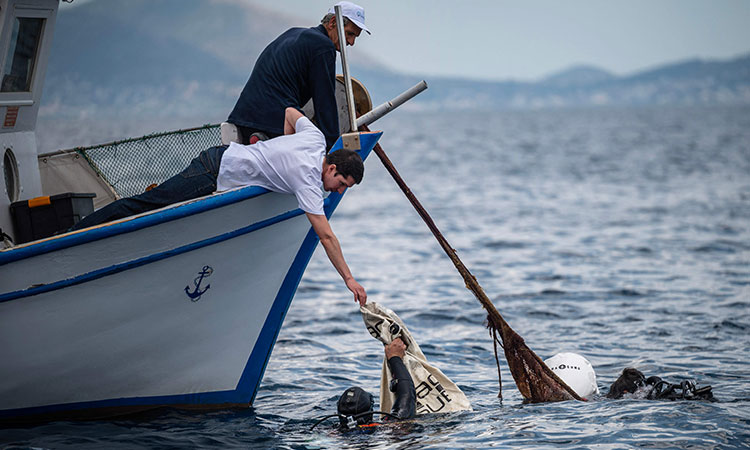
<box><xmin>0</xmin><ymin>132</ymin><xmax>382</xmax><ymax>421</ymax></box>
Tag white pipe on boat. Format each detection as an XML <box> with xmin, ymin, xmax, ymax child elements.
<box><xmin>356</xmin><ymin>80</ymin><xmax>428</xmax><ymax>128</ymax></box>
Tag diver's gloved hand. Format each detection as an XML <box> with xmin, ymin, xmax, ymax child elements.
<box><xmin>385</xmin><ymin>337</ymin><xmax>406</xmax><ymax>359</ymax></box>
<box><xmin>387</xmin><ymin>322</ymin><xmax>409</xmax><ymax>349</ymax></box>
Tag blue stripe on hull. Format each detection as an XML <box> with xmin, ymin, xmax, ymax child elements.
<box><xmin>0</xmin><ymin>185</ymin><xmax>270</xmax><ymax>266</ymax></box>
<box><xmin>0</xmin><ymin>207</ymin><xmax>307</xmax><ymax>303</ymax></box>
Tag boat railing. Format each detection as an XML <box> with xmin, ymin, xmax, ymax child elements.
<box><xmin>39</xmin><ymin>124</ymin><xmax>221</xmax><ymax>199</ymax></box>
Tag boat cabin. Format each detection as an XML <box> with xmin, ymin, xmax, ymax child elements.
<box><xmin>0</xmin><ymin>0</ymin><xmax>59</xmax><ymax>244</ymax></box>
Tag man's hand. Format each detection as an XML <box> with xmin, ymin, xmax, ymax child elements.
<box><xmin>306</xmin><ymin>212</ymin><xmax>366</xmax><ymax>306</ymax></box>
<box><xmin>385</xmin><ymin>337</ymin><xmax>406</xmax><ymax>359</ymax></box>
<box><xmin>346</xmin><ymin>278</ymin><xmax>367</xmax><ymax>306</ymax></box>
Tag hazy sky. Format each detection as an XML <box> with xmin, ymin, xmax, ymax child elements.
<box><xmin>61</xmin><ymin>0</ymin><xmax>750</xmax><ymax>82</ymax></box>
<box><xmin>254</xmin><ymin>0</ymin><xmax>750</xmax><ymax>81</ymax></box>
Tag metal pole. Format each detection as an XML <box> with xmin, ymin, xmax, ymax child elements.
<box><xmin>356</xmin><ymin>80</ymin><xmax>428</xmax><ymax>128</ymax></box>
<box><xmin>335</xmin><ymin>5</ymin><xmax>358</xmax><ymax>133</ymax></box>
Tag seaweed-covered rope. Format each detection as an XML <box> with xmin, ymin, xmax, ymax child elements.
<box><xmin>361</xmin><ymin>125</ymin><xmax>583</xmax><ymax>403</ymax></box>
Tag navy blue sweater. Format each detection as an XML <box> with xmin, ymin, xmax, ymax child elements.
<box><xmin>228</xmin><ymin>25</ymin><xmax>339</xmax><ymax>150</ymax></box>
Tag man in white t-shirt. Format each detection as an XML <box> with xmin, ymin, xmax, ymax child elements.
<box><xmin>72</xmin><ymin>107</ymin><xmax>368</xmax><ymax>305</ymax></box>
<box><xmin>218</xmin><ymin>107</ymin><xmax>367</xmax><ymax>304</ymax></box>
<box><xmin>218</xmin><ymin>108</ymin><xmax>337</xmax><ymax>215</ymax></box>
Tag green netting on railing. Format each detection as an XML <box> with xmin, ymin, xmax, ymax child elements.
<box><xmin>72</xmin><ymin>124</ymin><xmax>221</xmax><ymax>198</ymax></box>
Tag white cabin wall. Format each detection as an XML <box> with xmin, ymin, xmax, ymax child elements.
<box><xmin>0</xmin><ymin>0</ymin><xmax>59</xmax><ymax>241</ymax></box>
<box><xmin>0</xmin><ymin>131</ymin><xmax>41</xmax><ymax>233</ymax></box>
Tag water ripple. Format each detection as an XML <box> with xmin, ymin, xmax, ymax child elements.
<box><xmin>4</xmin><ymin>106</ymin><xmax>750</xmax><ymax>449</ymax></box>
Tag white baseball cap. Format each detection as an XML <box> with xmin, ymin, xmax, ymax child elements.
<box><xmin>329</xmin><ymin>1</ymin><xmax>371</xmax><ymax>34</ymax></box>
<box><xmin>544</xmin><ymin>352</ymin><xmax>600</xmax><ymax>399</ymax></box>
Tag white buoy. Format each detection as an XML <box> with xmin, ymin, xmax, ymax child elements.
<box><xmin>544</xmin><ymin>352</ymin><xmax>600</xmax><ymax>398</ymax></box>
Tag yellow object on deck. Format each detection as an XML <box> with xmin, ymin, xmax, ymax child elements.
<box><xmin>27</xmin><ymin>196</ymin><xmax>51</xmax><ymax>208</ymax></box>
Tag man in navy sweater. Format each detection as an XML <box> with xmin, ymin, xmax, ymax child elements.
<box><xmin>227</xmin><ymin>1</ymin><xmax>371</xmax><ymax>151</ymax></box>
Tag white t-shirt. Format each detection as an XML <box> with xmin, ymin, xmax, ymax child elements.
<box><xmin>217</xmin><ymin>116</ymin><xmax>327</xmax><ymax>215</ymax></box>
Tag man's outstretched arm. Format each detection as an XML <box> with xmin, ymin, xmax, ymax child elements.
<box><xmin>306</xmin><ymin>212</ymin><xmax>367</xmax><ymax>305</ymax></box>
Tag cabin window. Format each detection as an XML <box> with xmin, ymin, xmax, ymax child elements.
<box><xmin>1</xmin><ymin>17</ymin><xmax>44</xmax><ymax>93</ymax></box>
<box><xmin>4</xmin><ymin>148</ymin><xmax>19</xmax><ymax>202</ymax></box>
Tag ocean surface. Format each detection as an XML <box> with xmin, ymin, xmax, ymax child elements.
<box><xmin>3</xmin><ymin>106</ymin><xmax>749</xmax><ymax>449</ymax></box>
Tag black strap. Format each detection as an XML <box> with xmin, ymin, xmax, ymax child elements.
<box><xmin>647</xmin><ymin>379</ymin><xmax>713</xmax><ymax>400</ymax></box>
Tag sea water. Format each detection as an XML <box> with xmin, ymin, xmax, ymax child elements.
<box><xmin>2</xmin><ymin>106</ymin><xmax>749</xmax><ymax>449</ymax></box>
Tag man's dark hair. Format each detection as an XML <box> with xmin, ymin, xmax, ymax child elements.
<box><xmin>326</xmin><ymin>149</ymin><xmax>364</xmax><ymax>184</ymax></box>
<box><xmin>321</xmin><ymin>13</ymin><xmax>352</xmax><ymax>27</ymax></box>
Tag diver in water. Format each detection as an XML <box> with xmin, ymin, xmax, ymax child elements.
<box><xmin>606</xmin><ymin>367</ymin><xmax>714</xmax><ymax>401</ymax></box>
<box><xmin>311</xmin><ymin>337</ymin><xmax>416</xmax><ymax>431</ymax></box>
<box><xmin>544</xmin><ymin>353</ymin><xmax>714</xmax><ymax>402</ymax></box>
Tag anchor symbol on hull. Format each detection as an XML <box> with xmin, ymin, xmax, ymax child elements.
<box><xmin>185</xmin><ymin>265</ymin><xmax>213</xmax><ymax>301</ymax></box>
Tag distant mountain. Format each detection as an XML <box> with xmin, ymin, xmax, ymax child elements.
<box><xmin>411</xmin><ymin>54</ymin><xmax>750</xmax><ymax>110</ymax></box>
<box><xmin>540</xmin><ymin>65</ymin><xmax>615</xmax><ymax>88</ymax></box>
<box><xmin>40</xmin><ymin>0</ymin><xmax>392</xmax><ymax>122</ymax></box>
<box><xmin>36</xmin><ymin>0</ymin><xmax>750</xmax><ymax>151</ymax></box>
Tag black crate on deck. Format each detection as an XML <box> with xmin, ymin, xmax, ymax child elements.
<box><xmin>10</xmin><ymin>192</ymin><xmax>96</xmax><ymax>244</ymax></box>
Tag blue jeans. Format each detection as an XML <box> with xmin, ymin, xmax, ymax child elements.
<box><xmin>72</xmin><ymin>145</ymin><xmax>227</xmax><ymax>230</ymax></box>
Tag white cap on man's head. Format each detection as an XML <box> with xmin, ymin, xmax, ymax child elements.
<box><xmin>329</xmin><ymin>1</ymin><xmax>371</xmax><ymax>34</ymax></box>
<box><xmin>544</xmin><ymin>352</ymin><xmax>600</xmax><ymax>399</ymax></box>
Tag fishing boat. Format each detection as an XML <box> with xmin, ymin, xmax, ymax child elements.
<box><xmin>0</xmin><ymin>0</ymin><xmax>424</xmax><ymax>422</ymax></box>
